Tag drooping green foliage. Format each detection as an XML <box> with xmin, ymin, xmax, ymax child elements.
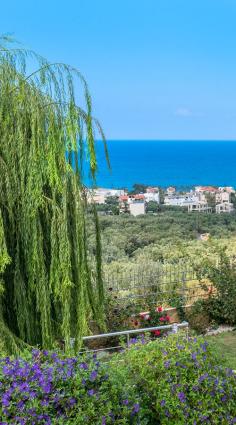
<box><xmin>0</xmin><ymin>36</ymin><xmax>107</xmax><ymax>352</ymax></box>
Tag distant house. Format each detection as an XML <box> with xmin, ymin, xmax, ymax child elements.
<box><xmin>215</xmin><ymin>202</ymin><xmax>234</xmax><ymax>214</ymax></box>
<box><xmin>119</xmin><ymin>195</ymin><xmax>130</xmax><ymax>213</ymax></box>
<box><xmin>198</xmin><ymin>233</ymin><xmax>210</xmax><ymax>241</ymax></box>
<box><xmin>166</xmin><ymin>187</ymin><xmax>176</xmax><ymax>196</ymax></box>
<box><xmin>164</xmin><ymin>194</ymin><xmax>199</xmax><ymax>207</ymax></box>
<box><xmin>86</xmin><ymin>188</ymin><xmax>127</xmax><ymax>204</ymax></box>
<box><xmin>188</xmin><ymin>202</ymin><xmax>212</xmax><ymax>213</ymax></box>
<box><xmin>144</xmin><ymin>187</ymin><xmax>160</xmax><ymax>203</ymax></box>
<box><xmin>216</xmin><ymin>191</ymin><xmax>230</xmax><ymax>204</ymax></box>
<box><xmin>218</xmin><ymin>186</ymin><xmax>235</xmax><ymax>194</ymax></box>
<box><xmin>195</xmin><ymin>186</ymin><xmax>218</xmax><ymax>194</ymax></box>
<box><xmin>119</xmin><ymin>194</ymin><xmax>146</xmax><ymax>216</ymax></box>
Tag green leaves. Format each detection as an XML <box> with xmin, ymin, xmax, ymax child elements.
<box><xmin>0</xmin><ymin>37</ymin><xmax>106</xmax><ymax>352</ymax></box>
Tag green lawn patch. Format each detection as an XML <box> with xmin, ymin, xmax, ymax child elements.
<box><xmin>207</xmin><ymin>330</ymin><xmax>236</xmax><ymax>369</ymax></box>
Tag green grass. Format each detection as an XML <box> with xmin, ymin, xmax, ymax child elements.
<box><xmin>207</xmin><ymin>331</ymin><xmax>236</xmax><ymax>370</ymax></box>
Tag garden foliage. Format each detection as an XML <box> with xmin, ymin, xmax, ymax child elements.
<box><xmin>0</xmin><ymin>335</ymin><xmax>235</xmax><ymax>424</ymax></box>
<box><xmin>0</xmin><ymin>36</ymin><xmax>108</xmax><ymax>352</ymax></box>
<box><xmin>196</xmin><ymin>247</ymin><xmax>236</xmax><ymax>326</ymax></box>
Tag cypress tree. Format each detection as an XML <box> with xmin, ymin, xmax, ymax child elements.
<box><xmin>0</xmin><ymin>36</ymin><xmax>107</xmax><ymax>353</ymax></box>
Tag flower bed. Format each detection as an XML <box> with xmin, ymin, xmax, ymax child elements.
<box><xmin>114</xmin><ymin>335</ymin><xmax>236</xmax><ymax>424</ymax></box>
<box><xmin>0</xmin><ymin>350</ymin><xmax>141</xmax><ymax>424</ymax></box>
<box><xmin>0</xmin><ymin>335</ymin><xmax>236</xmax><ymax>424</ymax></box>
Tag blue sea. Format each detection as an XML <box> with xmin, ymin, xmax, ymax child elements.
<box><xmin>86</xmin><ymin>140</ymin><xmax>236</xmax><ymax>190</ymax></box>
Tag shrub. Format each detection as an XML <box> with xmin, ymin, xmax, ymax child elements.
<box><xmin>112</xmin><ymin>334</ymin><xmax>236</xmax><ymax>424</ymax></box>
<box><xmin>197</xmin><ymin>248</ymin><xmax>236</xmax><ymax>325</ymax></box>
<box><xmin>186</xmin><ymin>300</ymin><xmax>211</xmax><ymax>334</ymax></box>
<box><xmin>0</xmin><ymin>350</ymin><xmax>143</xmax><ymax>424</ymax></box>
<box><xmin>1</xmin><ymin>335</ymin><xmax>236</xmax><ymax>424</ymax></box>
<box><xmin>139</xmin><ymin>306</ymin><xmax>171</xmax><ymax>337</ymax></box>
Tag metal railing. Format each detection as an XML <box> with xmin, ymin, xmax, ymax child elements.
<box><xmin>80</xmin><ymin>321</ymin><xmax>189</xmax><ymax>355</ymax></box>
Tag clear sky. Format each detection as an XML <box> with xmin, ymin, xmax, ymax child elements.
<box><xmin>1</xmin><ymin>0</ymin><xmax>236</xmax><ymax>140</ymax></box>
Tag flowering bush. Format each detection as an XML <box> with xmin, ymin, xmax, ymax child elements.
<box><xmin>0</xmin><ymin>350</ymin><xmax>143</xmax><ymax>424</ymax></box>
<box><xmin>113</xmin><ymin>334</ymin><xmax>236</xmax><ymax>424</ymax></box>
<box><xmin>139</xmin><ymin>306</ymin><xmax>170</xmax><ymax>337</ymax></box>
<box><xmin>1</xmin><ymin>336</ymin><xmax>236</xmax><ymax>424</ymax></box>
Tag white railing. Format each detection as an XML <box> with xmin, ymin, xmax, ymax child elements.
<box><xmin>79</xmin><ymin>321</ymin><xmax>189</xmax><ymax>354</ymax></box>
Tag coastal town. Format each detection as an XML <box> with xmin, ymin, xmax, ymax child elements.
<box><xmin>86</xmin><ymin>185</ymin><xmax>235</xmax><ymax>216</ymax></box>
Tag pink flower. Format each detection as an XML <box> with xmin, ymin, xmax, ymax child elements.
<box><xmin>159</xmin><ymin>317</ymin><xmax>165</xmax><ymax>322</ymax></box>
<box><xmin>165</xmin><ymin>315</ymin><xmax>170</xmax><ymax>321</ymax></box>
<box><xmin>156</xmin><ymin>306</ymin><xmax>163</xmax><ymax>312</ymax></box>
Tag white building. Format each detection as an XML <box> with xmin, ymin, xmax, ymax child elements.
<box><xmin>119</xmin><ymin>194</ymin><xmax>146</xmax><ymax>216</ymax></box>
<box><xmin>129</xmin><ymin>200</ymin><xmax>146</xmax><ymax>216</ymax></box>
<box><xmin>215</xmin><ymin>202</ymin><xmax>234</xmax><ymax>214</ymax></box>
<box><xmin>216</xmin><ymin>191</ymin><xmax>230</xmax><ymax>204</ymax></box>
<box><xmin>188</xmin><ymin>202</ymin><xmax>212</xmax><ymax>213</ymax></box>
<box><xmin>86</xmin><ymin>188</ymin><xmax>127</xmax><ymax>204</ymax></box>
<box><xmin>218</xmin><ymin>186</ymin><xmax>235</xmax><ymax>194</ymax></box>
<box><xmin>164</xmin><ymin>194</ymin><xmax>199</xmax><ymax>207</ymax></box>
<box><xmin>144</xmin><ymin>191</ymin><xmax>160</xmax><ymax>203</ymax></box>
<box><xmin>166</xmin><ymin>187</ymin><xmax>176</xmax><ymax>196</ymax></box>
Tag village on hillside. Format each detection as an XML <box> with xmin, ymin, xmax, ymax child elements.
<box><xmin>86</xmin><ymin>185</ymin><xmax>235</xmax><ymax>216</ymax></box>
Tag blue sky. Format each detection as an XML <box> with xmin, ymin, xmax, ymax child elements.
<box><xmin>1</xmin><ymin>0</ymin><xmax>236</xmax><ymax>139</ymax></box>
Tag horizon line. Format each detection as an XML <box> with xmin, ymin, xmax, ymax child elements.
<box><xmin>96</xmin><ymin>139</ymin><xmax>236</xmax><ymax>142</ymax></box>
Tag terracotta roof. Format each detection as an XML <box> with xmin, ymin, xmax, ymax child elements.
<box><xmin>119</xmin><ymin>195</ymin><xmax>129</xmax><ymax>201</ymax></box>
<box><xmin>146</xmin><ymin>187</ymin><xmax>159</xmax><ymax>193</ymax></box>
<box><xmin>198</xmin><ymin>186</ymin><xmax>218</xmax><ymax>192</ymax></box>
<box><xmin>130</xmin><ymin>194</ymin><xmax>145</xmax><ymax>200</ymax></box>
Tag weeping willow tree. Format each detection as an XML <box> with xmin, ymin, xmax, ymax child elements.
<box><xmin>0</xmin><ymin>36</ymin><xmax>108</xmax><ymax>353</ymax></box>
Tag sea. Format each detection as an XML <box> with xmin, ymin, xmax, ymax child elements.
<box><xmin>85</xmin><ymin>140</ymin><xmax>236</xmax><ymax>190</ymax></box>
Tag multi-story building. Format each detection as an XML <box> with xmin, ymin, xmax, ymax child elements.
<box><xmin>166</xmin><ymin>186</ymin><xmax>176</xmax><ymax>196</ymax></box>
<box><xmin>144</xmin><ymin>187</ymin><xmax>160</xmax><ymax>203</ymax></box>
<box><xmin>164</xmin><ymin>194</ymin><xmax>199</xmax><ymax>207</ymax></box>
<box><xmin>188</xmin><ymin>202</ymin><xmax>212</xmax><ymax>213</ymax></box>
<box><xmin>119</xmin><ymin>194</ymin><xmax>146</xmax><ymax>216</ymax></box>
<box><xmin>216</xmin><ymin>191</ymin><xmax>230</xmax><ymax>204</ymax></box>
<box><xmin>86</xmin><ymin>188</ymin><xmax>127</xmax><ymax>204</ymax></box>
<box><xmin>215</xmin><ymin>202</ymin><xmax>234</xmax><ymax>214</ymax></box>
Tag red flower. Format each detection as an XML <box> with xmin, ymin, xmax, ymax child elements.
<box><xmin>165</xmin><ymin>315</ymin><xmax>170</xmax><ymax>321</ymax></box>
<box><xmin>153</xmin><ymin>330</ymin><xmax>161</xmax><ymax>336</ymax></box>
<box><xmin>157</xmin><ymin>306</ymin><xmax>163</xmax><ymax>312</ymax></box>
<box><xmin>159</xmin><ymin>317</ymin><xmax>165</xmax><ymax>322</ymax></box>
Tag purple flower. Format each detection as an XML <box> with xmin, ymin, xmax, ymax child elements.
<box><xmin>89</xmin><ymin>370</ymin><xmax>98</xmax><ymax>382</ymax></box>
<box><xmin>88</xmin><ymin>389</ymin><xmax>95</xmax><ymax>396</ymax></box>
<box><xmin>165</xmin><ymin>409</ymin><xmax>171</xmax><ymax>418</ymax></box>
<box><xmin>177</xmin><ymin>392</ymin><xmax>186</xmax><ymax>403</ymax></box>
<box><xmin>132</xmin><ymin>403</ymin><xmax>140</xmax><ymax>414</ymax></box>
<box><xmin>69</xmin><ymin>397</ymin><xmax>76</xmax><ymax>406</ymax></box>
<box><xmin>164</xmin><ymin>361</ymin><xmax>170</xmax><ymax>369</ymax></box>
<box><xmin>176</xmin><ymin>344</ymin><xmax>184</xmax><ymax>350</ymax></box>
<box><xmin>122</xmin><ymin>399</ymin><xmax>129</xmax><ymax>405</ymax></box>
<box><xmin>199</xmin><ymin>373</ymin><xmax>209</xmax><ymax>383</ymax></box>
<box><xmin>160</xmin><ymin>399</ymin><xmax>166</xmax><ymax>407</ymax></box>
<box><xmin>79</xmin><ymin>362</ymin><xmax>88</xmax><ymax>370</ymax></box>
